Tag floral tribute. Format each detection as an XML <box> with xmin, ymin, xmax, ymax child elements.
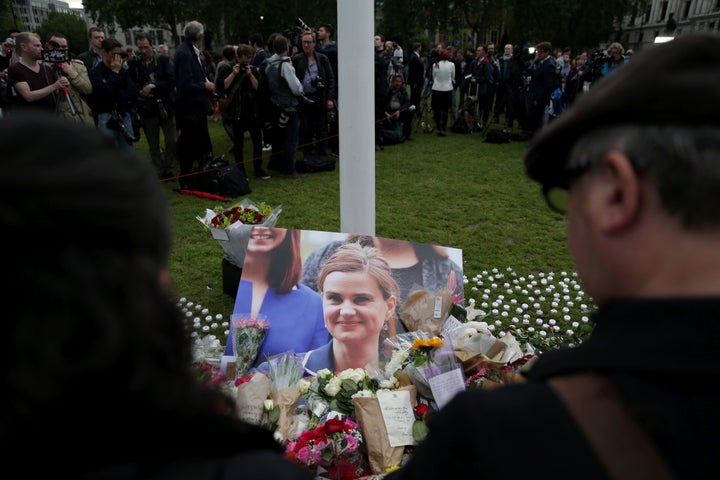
<box><xmin>285</xmin><ymin>416</ymin><xmax>368</xmax><ymax>480</ymax></box>
<box><xmin>304</xmin><ymin>368</ymin><xmax>379</xmax><ymax>420</ymax></box>
<box><xmin>231</xmin><ymin>316</ymin><xmax>269</xmax><ymax>378</ymax></box>
<box><xmin>209</xmin><ymin>203</ymin><xmax>272</xmax><ymax>228</ymax></box>
<box><xmin>196</xmin><ymin>198</ymin><xmax>282</xmax><ymax>266</ymax></box>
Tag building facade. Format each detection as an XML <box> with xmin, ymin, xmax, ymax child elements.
<box><xmin>622</xmin><ymin>0</ymin><xmax>720</xmax><ymax>49</ymax></box>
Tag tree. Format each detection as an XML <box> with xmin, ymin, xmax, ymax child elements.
<box><xmin>82</xmin><ymin>0</ymin><xmax>196</xmax><ymax>47</ymax></box>
<box><xmin>36</xmin><ymin>12</ymin><xmax>89</xmax><ymax>56</ymax></box>
<box><xmin>0</xmin><ymin>0</ymin><xmax>23</xmax><ymax>36</ymax></box>
<box><xmin>504</xmin><ymin>0</ymin><xmax>642</xmax><ymax>53</ymax></box>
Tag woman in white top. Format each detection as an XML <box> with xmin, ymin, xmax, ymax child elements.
<box><xmin>431</xmin><ymin>49</ymin><xmax>455</xmax><ymax>136</ymax></box>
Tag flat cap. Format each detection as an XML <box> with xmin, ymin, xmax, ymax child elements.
<box><xmin>524</xmin><ymin>33</ymin><xmax>720</xmax><ymax>185</ymax></box>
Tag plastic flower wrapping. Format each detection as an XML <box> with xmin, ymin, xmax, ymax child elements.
<box><xmin>196</xmin><ymin>199</ymin><xmax>282</xmax><ymax>266</ymax></box>
<box><xmin>231</xmin><ymin>315</ymin><xmax>269</xmax><ymax>378</ymax></box>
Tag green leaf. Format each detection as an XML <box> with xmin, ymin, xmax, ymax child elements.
<box><xmin>412</xmin><ymin>419</ymin><xmax>428</xmax><ymax>443</ymax></box>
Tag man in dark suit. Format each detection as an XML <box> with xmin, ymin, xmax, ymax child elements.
<box><xmin>76</xmin><ymin>27</ymin><xmax>105</xmax><ymax>73</ymax></box>
<box><xmin>174</xmin><ymin>20</ymin><xmax>215</xmax><ymax>188</ymax></box>
<box><xmin>526</xmin><ymin>41</ymin><xmax>558</xmax><ymax>136</ymax></box>
<box><xmin>407</xmin><ymin>42</ymin><xmax>424</xmax><ymax>118</ymax></box>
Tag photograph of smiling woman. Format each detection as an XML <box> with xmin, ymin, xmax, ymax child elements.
<box><xmin>223</xmin><ymin>227</ymin><xmax>328</xmax><ymax>366</ymax></box>
<box><xmin>299</xmin><ymin>243</ymin><xmax>400</xmax><ymax>374</ymax></box>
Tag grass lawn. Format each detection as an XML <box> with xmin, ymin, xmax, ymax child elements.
<box><xmin>135</xmin><ymin>117</ymin><xmax>592</xmax><ymax>350</ymax></box>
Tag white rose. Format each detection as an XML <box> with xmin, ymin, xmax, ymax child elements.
<box><xmin>316</xmin><ymin>368</ymin><xmax>332</xmax><ymax>379</ymax></box>
<box><xmin>351</xmin><ymin>389</ymin><xmax>374</xmax><ymax>399</ymax></box>
<box><xmin>338</xmin><ymin>368</ymin><xmax>366</xmax><ymax>383</ymax></box>
<box><xmin>297</xmin><ymin>378</ymin><xmax>311</xmax><ymax>395</ymax></box>
<box><xmin>324</xmin><ymin>377</ymin><xmax>342</xmax><ymax>396</ymax></box>
<box><xmin>263</xmin><ymin>399</ymin><xmax>274</xmax><ymax>411</ymax></box>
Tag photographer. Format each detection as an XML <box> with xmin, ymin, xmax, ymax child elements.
<box><xmin>7</xmin><ymin>32</ymin><xmax>68</xmax><ymax>113</ymax></box>
<box><xmin>216</xmin><ymin>43</ymin><xmax>270</xmax><ymax>180</ymax></box>
<box><xmin>292</xmin><ymin>31</ymin><xmax>336</xmax><ymax>165</ymax></box>
<box><xmin>42</xmin><ymin>32</ymin><xmax>94</xmax><ymax>127</ymax></box>
<box><xmin>89</xmin><ymin>38</ymin><xmax>138</xmax><ymax>152</ymax></box>
<box><xmin>128</xmin><ymin>32</ymin><xmax>176</xmax><ymax>179</ymax></box>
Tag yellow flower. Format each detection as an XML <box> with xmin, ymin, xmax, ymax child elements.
<box><xmin>411</xmin><ymin>337</ymin><xmax>445</xmax><ymax>349</ymax></box>
<box><xmin>386</xmin><ymin>465</ymin><xmax>401</xmax><ymax>473</ymax></box>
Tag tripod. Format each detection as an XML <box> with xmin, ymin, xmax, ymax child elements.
<box><xmin>53</xmin><ymin>63</ymin><xmax>79</xmax><ymax>120</ymax></box>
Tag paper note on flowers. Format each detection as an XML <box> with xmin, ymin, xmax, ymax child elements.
<box><xmin>377</xmin><ymin>389</ymin><xmax>416</xmax><ymax>447</ymax></box>
<box><xmin>428</xmin><ymin>368</ymin><xmax>465</xmax><ymax>409</ymax></box>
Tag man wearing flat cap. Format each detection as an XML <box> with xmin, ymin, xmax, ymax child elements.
<box><xmin>386</xmin><ymin>33</ymin><xmax>720</xmax><ymax>479</ymax></box>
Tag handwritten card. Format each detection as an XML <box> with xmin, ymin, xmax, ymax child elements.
<box><xmin>427</xmin><ymin>368</ymin><xmax>466</xmax><ymax>409</ymax></box>
<box><xmin>377</xmin><ymin>390</ymin><xmax>416</xmax><ymax>447</ymax></box>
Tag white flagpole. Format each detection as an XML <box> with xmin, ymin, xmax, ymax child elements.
<box><xmin>337</xmin><ymin>0</ymin><xmax>375</xmax><ymax>235</ymax></box>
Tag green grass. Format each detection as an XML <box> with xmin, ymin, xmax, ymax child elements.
<box><xmin>137</xmin><ymin>118</ymin><xmax>591</xmax><ymax>350</ymax></box>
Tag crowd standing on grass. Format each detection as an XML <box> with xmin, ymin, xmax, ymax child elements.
<box><xmin>2</xmin><ymin>18</ymin><xmax>639</xmax><ymax>186</ymax></box>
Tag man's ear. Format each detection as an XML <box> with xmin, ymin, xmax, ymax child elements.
<box><xmin>589</xmin><ymin>150</ymin><xmax>640</xmax><ymax>233</ymax></box>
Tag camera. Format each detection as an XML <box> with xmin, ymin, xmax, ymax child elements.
<box><xmin>156</xmin><ymin>97</ymin><xmax>169</xmax><ymax>121</ymax></box>
<box><xmin>106</xmin><ymin>110</ymin><xmax>136</xmax><ymax>144</ymax></box>
<box><xmin>41</xmin><ymin>40</ymin><xmax>70</xmax><ymax>64</ymax></box>
<box><xmin>296</xmin><ymin>17</ymin><xmax>310</xmax><ymax>31</ymax></box>
<box><xmin>310</xmin><ymin>76</ymin><xmax>325</xmax><ymax>89</ymax></box>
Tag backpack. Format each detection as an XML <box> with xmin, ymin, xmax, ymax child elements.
<box><xmin>451</xmin><ymin>115</ymin><xmax>471</xmax><ymax>134</ymax></box>
<box><xmin>296</xmin><ymin>154</ymin><xmax>336</xmax><ymax>174</ymax></box>
<box><xmin>217</xmin><ymin>164</ymin><xmax>252</xmax><ymax>197</ymax></box>
<box><xmin>484</xmin><ymin>128</ymin><xmax>511</xmax><ymax>144</ymax></box>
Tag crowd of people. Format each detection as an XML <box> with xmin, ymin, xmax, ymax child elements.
<box><xmin>2</xmin><ymin>20</ymin><xmax>636</xmax><ymax>188</ymax></box>
<box><xmin>2</xmin><ymin>12</ymin><xmax>719</xmax><ymax>477</ymax></box>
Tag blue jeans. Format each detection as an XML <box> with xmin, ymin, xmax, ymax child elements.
<box><xmin>269</xmin><ymin>105</ymin><xmax>299</xmax><ymax>174</ymax></box>
<box><xmin>97</xmin><ymin>112</ymin><xmax>135</xmax><ymax>154</ymax></box>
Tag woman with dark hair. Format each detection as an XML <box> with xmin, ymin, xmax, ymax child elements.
<box><xmin>431</xmin><ymin>49</ymin><xmax>455</xmax><ymax>136</ymax></box>
<box><xmin>223</xmin><ymin>227</ymin><xmax>327</xmax><ymax>365</ymax></box>
<box><xmin>1</xmin><ymin>112</ymin><xmax>312</xmax><ymax>479</ymax></box>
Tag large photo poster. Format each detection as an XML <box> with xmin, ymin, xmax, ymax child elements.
<box><xmin>223</xmin><ymin>228</ymin><xmax>464</xmax><ymax>374</ymax></box>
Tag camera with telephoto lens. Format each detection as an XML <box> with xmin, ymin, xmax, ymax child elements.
<box><xmin>106</xmin><ymin>110</ymin><xmax>135</xmax><ymax>144</ymax></box>
<box><xmin>296</xmin><ymin>17</ymin><xmax>310</xmax><ymax>31</ymax></box>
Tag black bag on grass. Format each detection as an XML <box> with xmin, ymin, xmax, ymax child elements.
<box><xmin>484</xmin><ymin>129</ymin><xmax>511</xmax><ymax>144</ymax></box>
<box><xmin>296</xmin><ymin>154</ymin><xmax>336</xmax><ymax>174</ymax></box>
<box><xmin>217</xmin><ymin>164</ymin><xmax>252</xmax><ymax>197</ymax></box>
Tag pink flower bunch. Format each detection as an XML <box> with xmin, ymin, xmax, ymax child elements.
<box><xmin>285</xmin><ymin>417</ymin><xmax>367</xmax><ymax>479</ymax></box>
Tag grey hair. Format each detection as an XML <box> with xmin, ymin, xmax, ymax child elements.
<box><xmin>183</xmin><ymin>21</ymin><xmax>204</xmax><ymax>41</ymax></box>
<box><xmin>568</xmin><ymin>124</ymin><xmax>720</xmax><ymax>230</ymax></box>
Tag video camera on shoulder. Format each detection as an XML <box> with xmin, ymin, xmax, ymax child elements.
<box><xmin>42</xmin><ymin>40</ymin><xmax>70</xmax><ymax>64</ymax></box>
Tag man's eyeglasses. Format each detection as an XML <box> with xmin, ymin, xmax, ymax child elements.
<box><xmin>541</xmin><ymin>163</ymin><xmax>593</xmax><ymax>214</ymax></box>
<box><xmin>302</xmin><ymin>40</ymin><xmax>314</xmax><ymax>44</ymax></box>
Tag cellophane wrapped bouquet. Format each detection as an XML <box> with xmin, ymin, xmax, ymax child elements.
<box><xmin>196</xmin><ymin>199</ymin><xmax>282</xmax><ymax>266</ymax></box>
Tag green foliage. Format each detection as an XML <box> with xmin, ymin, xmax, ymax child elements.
<box><xmin>0</xmin><ymin>0</ymin><xmax>22</xmax><ymax>34</ymax></box>
<box><xmin>82</xmin><ymin>0</ymin><xmax>194</xmax><ymax>44</ymax></box>
<box><xmin>36</xmin><ymin>12</ymin><xmax>89</xmax><ymax>56</ymax></box>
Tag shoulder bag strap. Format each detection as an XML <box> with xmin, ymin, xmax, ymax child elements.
<box><xmin>548</xmin><ymin>372</ymin><xmax>674</xmax><ymax>480</ymax></box>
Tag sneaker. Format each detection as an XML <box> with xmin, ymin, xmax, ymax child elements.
<box><xmin>255</xmin><ymin>169</ymin><xmax>271</xmax><ymax>180</ymax></box>
<box><xmin>262</xmin><ymin>144</ymin><xmax>272</xmax><ymax>152</ymax></box>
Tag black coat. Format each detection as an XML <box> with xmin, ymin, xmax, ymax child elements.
<box><xmin>174</xmin><ymin>39</ymin><xmax>210</xmax><ymax>123</ymax></box>
<box><xmin>407</xmin><ymin>51</ymin><xmax>425</xmax><ymax>89</ymax></box>
<box><xmin>387</xmin><ymin>298</ymin><xmax>720</xmax><ymax>479</ymax></box>
<box><xmin>292</xmin><ymin>51</ymin><xmax>337</xmax><ymax>103</ymax></box>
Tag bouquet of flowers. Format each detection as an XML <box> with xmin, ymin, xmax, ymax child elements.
<box><xmin>196</xmin><ymin>199</ymin><xmax>282</xmax><ymax>266</ymax></box>
<box><xmin>231</xmin><ymin>314</ymin><xmax>269</xmax><ymax>377</ymax></box>
<box><xmin>305</xmin><ymin>368</ymin><xmax>378</xmax><ymax>420</ymax></box>
<box><xmin>285</xmin><ymin>416</ymin><xmax>368</xmax><ymax>480</ymax></box>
